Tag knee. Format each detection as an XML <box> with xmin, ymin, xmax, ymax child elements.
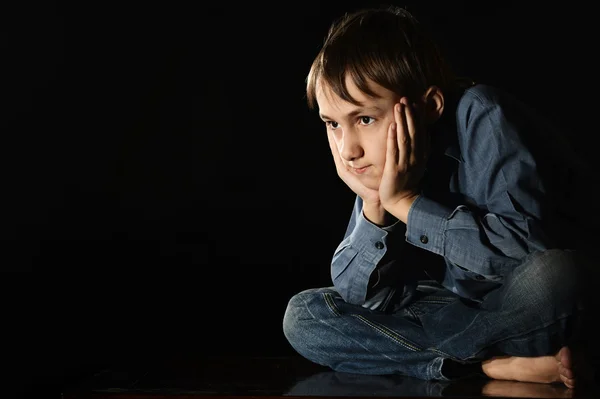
<box><xmin>282</xmin><ymin>291</ymin><xmax>306</xmax><ymax>345</ymax></box>
<box><xmin>513</xmin><ymin>249</ymin><xmax>583</xmax><ymax>308</ymax></box>
<box><xmin>282</xmin><ymin>288</ymin><xmax>330</xmax><ymax>351</ymax></box>
<box><xmin>283</xmin><ymin>287</ymin><xmax>343</xmax><ymax>365</ymax></box>
<box><xmin>526</xmin><ymin>249</ymin><xmax>582</xmax><ymax>289</ymax></box>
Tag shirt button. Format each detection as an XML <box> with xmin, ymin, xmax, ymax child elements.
<box><xmin>420</xmin><ymin>235</ymin><xmax>429</xmax><ymax>244</ymax></box>
<box><xmin>475</xmin><ymin>275</ymin><xmax>485</xmax><ymax>281</ymax></box>
<box><xmin>375</xmin><ymin>241</ymin><xmax>384</xmax><ymax>249</ymax></box>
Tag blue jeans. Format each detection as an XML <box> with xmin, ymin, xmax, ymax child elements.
<box><xmin>283</xmin><ymin>249</ymin><xmax>587</xmax><ymax>381</ymax></box>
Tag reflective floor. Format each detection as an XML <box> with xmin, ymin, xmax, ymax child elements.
<box><xmin>62</xmin><ymin>355</ymin><xmax>599</xmax><ymax>399</ymax></box>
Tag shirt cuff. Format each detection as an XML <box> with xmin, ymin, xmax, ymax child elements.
<box><xmin>338</xmin><ymin>211</ymin><xmax>392</xmax><ymax>304</ymax></box>
<box><xmin>406</xmin><ymin>195</ymin><xmax>453</xmax><ymax>256</ymax></box>
<box><xmin>347</xmin><ymin>210</ymin><xmax>391</xmax><ymax>264</ymax></box>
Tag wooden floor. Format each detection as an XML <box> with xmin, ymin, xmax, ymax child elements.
<box><xmin>58</xmin><ymin>355</ymin><xmax>600</xmax><ymax>399</ymax></box>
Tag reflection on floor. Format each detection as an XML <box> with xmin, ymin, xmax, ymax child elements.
<box><xmin>62</xmin><ymin>355</ymin><xmax>599</xmax><ymax>398</ymax></box>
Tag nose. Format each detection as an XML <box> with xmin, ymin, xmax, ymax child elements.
<box><xmin>339</xmin><ymin>129</ymin><xmax>363</xmax><ymax>162</ymax></box>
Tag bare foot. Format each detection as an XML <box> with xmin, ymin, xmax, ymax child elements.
<box><xmin>556</xmin><ymin>347</ymin><xmax>576</xmax><ymax>389</ymax></box>
<box><xmin>481</xmin><ymin>346</ymin><xmax>576</xmax><ymax>388</ymax></box>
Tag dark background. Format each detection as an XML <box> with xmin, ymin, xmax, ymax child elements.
<box><xmin>3</xmin><ymin>1</ymin><xmax>597</xmax><ymax>396</ymax></box>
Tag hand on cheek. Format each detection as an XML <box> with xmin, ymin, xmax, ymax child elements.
<box><xmin>326</xmin><ymin>130</ymin><xmax>381</xmax><ymax>206</ymax></box>
<box><xmin>379</xmin><ymin>98</ymin><xmax>429</xmax><ymax>220</ymax></box>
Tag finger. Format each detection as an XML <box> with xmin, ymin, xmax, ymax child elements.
<box><xmin>395</xmin><ymin>102</ymin><xmax>410</xmax><ymax>170</ymax></box>
<box><xmin>414</xmin><ymin>101</ymin><xmax>431</xmax><ymax>163</ymax></box>
<box><xmin>326</xmin><ymin>130</ymin><xmax>344</xmax><ymax>170</ymax></box>
<box><xmin>385</xmin><ymin>122</ymin><xmax>398</xmax><ymax>176</ymax></box>
<box><xmin>402</xmin><ymin>99</ymin><xmax>418</xmax><ymax>165</ymax></box>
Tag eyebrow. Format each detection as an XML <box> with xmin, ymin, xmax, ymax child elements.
<box><xmin>319</xmin><ymin>106</ymin><xmax>383</xmax><ymax>121</ymax></box>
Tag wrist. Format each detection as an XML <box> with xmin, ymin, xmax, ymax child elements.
<box><xmin>362</xmin><ymin>202</ymin><xmax>391</xmax><ymax>227</ymax></box>
<box><xmin>384</xmin><ymin>194</ymin><xmax>420</xmax><ymax>224</ymax></box>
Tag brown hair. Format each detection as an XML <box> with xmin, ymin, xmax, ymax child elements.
<box><xmin>306</xmin><ymin>5</ymin><xmax>459</xmax><ymax>109</ymax></box>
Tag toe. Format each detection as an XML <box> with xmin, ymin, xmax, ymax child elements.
<box><xmin>559</xmin><ymin>363</ymin><xmax>575</xmax><ymax>380</ymax></box>
<box><xmin>559</xmin><ymin>347</ymin><xmax>573</xmax><ymax>369</ymax></box>
<box><xmin>564</xmin><ymin>377</ymin><xmax>576</xmax><ymax>389</ymax></box>
<box><xmin>560</xmin><ymin>373</ymin><xmax>576</xmax><ymax>389</ymax></box>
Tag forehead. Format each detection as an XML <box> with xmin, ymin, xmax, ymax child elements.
<box><xmin>315</xmin><ymin>75</ymin><xmax>393</xmax><ymax>115</ymax></box>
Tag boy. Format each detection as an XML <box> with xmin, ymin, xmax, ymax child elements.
<box><xmin>283</xmin><ymin>5</ymin><xmax>595</xmax><ymax>388</ymax></box>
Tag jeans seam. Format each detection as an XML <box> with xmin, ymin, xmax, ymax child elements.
<box><xmin>418</xmin><ymin>300</ymin><xmax>455</xmax><ymax>305</ymax></box>
<box><xmin>422</xmin><ymin>296</ymin><xmax>455</xmax><ymax>302</ymax></box>
<box><xmin>428</xmin><ymin>347</ymin><xmax>462</xmax><ymax>362</ymax></box>
<box><xmin>352</xmin><ymin>314</ymin><xmax>422</xmax><ymax>352</ymax></box>
<box><xmin>322</xmin><ymin>292</ymin><xmax>341</xmax><ymax>317</ymax></box>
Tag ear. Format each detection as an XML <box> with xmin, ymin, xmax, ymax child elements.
<box><xmin>421</xmin><ymin>86</ymin><xmax>444</xmax><ymax>124</ymax></box>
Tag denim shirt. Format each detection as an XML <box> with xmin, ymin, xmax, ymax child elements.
<box><xmin>331</xmin><ymin>84</ymin><xmax>582</xmax><ymax>308</ymax></box>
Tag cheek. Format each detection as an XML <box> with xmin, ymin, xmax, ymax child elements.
<box><xmin>370</xmin><ymin>140</ymin><xmax>389</xmax><ymax>168</ymax></box>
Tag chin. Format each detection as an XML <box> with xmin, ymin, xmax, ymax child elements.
<box><xmin>362</xmin><ymin>176</ymin><xmax>381</xmax><ymax>191</ymax></box>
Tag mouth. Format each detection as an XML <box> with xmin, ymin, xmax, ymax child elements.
<box><xmin>352</xmin><ymin>166</ymin><xmax>369</xmax><ymax>174</ymax></box>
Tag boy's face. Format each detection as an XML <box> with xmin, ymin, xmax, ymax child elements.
<box><xmin>316</xmin><ymin>76</ymin><xmax>401</xmax><ymax>191</ymax></box>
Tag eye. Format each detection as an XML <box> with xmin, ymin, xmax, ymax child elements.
<box><xmin>359</xmin><ymin>116</ymin><xmax>375</xmax><ymax>125</ymax></box>
<box><xmin>325</xmin><ymin>121</ymin><xmax>339</xmax><ymax>130</ymax></box>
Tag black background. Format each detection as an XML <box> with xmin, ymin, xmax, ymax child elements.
<box><xmin>3</xmin><ymin>1</ymin><xmax>597</xmax><ymax>396</ymax></box>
